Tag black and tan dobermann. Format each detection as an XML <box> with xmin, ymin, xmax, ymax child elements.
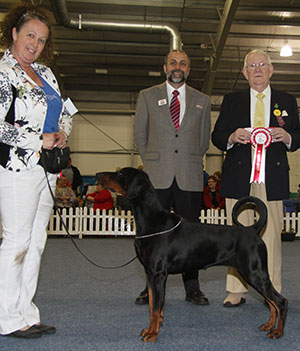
<box><xmin>98</xmin><ymin>167</ymin><xmax>288</xmax><ymax>343</ymax></box>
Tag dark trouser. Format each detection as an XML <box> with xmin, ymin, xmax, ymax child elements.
<box><xmin>154</xmin><ymin>178</ymin><xmax>203</xmax><ymax>296</ymax></box>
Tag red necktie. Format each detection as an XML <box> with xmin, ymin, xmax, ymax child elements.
<box><xmin>170</xmin><ymin>90</ymin><xmax>180</xmax><ymax>130</ymax></box>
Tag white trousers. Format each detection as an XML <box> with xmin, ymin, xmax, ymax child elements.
<box><xmin>225</xmin><ymin>183</ymin><xmax>283</xmax><ymax>294</ymax></box>
<box><xmin>0</xmin><ymin>165</ymin><xmax>56</xmax><ymax>334</ymax></box>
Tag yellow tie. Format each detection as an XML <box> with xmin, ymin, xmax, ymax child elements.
<box><xmin>254</xmin><ymin>93</ymin><xmax>265</xmax><ymax>128</ymax></box>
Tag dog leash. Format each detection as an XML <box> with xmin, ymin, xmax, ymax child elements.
<box><xmin>135</xmin><ymin>218</ymin><xmax>183</xmax><ymax>239</ymax></box>
<box><xmin>40</xmin><ymin>161</ymin><xmax>138</xmax><ymax>269</ymax></box>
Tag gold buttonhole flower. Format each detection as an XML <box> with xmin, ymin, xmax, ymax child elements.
<box><xmin>273</xmin><ymin>109</ymin><xmax>281</xmax><ymax>117</ymax></box>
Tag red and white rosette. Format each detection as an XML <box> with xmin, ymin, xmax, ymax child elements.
<box><xmin>250</xmin><ymin>128</ymin><xmax>272</xmax><ymax>184</ymax></box>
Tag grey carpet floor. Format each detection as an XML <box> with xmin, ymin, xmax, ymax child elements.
<box><xmin>0</xmin><ymin>236</ymin><xmax>299</xmax><ymax>351</ymax></box>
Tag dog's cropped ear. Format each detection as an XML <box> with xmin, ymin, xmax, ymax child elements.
<box><xmin>126</xmin><ymin>172</ymin><xmax>148</xmax><ymax>200</ymax></box>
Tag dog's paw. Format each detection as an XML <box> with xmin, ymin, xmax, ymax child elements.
<box><xmin>141</xmin><ymin>328</ymin><xmax>148</xmax><ymax>337</ymax></box>
<box><xmin>259</xmin><ymin>322</ymin><xmax>274</xmax><ymax>332</ymax></box>
<box><xmin>140</xmin><ymin>328</ymin><xmax>158</xmax><ymax>342</ymax></box>
<box><xmin>267</xmin><ymin>329</ymin><xmax>283</xmax><ymax>339</ymax></box>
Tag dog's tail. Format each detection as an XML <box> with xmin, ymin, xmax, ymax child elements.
<box><xmin>232</xmin><ymin>196</ymin><xmax>267</xmax><ymax>234</ymax></box>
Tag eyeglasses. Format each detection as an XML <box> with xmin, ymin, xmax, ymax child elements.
<box><xmin>246</xmin><ymin>62</ymin><xmax>269</xmax><ymax>71</ymax></box>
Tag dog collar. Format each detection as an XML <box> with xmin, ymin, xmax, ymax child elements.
<box><xmin>135</xmin><ymin>217</ymin><xmax>183</xmax><ymax>240</ymax></box>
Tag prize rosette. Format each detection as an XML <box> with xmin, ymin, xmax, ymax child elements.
<box><xmin>250</xmin><ymin>128</ymin><xmax>272</xmax><ymax>184</ymax></box>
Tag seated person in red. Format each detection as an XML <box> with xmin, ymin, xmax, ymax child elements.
<box><xmin>86</xmin><ymin>182</ymin><xmax>114</xmax><ymax>211</ymax></box>
<box><xmin>203</xmin><ymin>175</ymin><xmax>225</xmax><ymax>210</ymax></box>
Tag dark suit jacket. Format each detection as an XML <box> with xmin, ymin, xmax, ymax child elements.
<box><xmin>212</xmin><ymin>87</ymin><xmax>300</xmax><ymax>201</ymax></box>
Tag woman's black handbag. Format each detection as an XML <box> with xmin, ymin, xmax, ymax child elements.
<box><xmin>39</xmin><ymin>147</ymin><xmax>70</xmax><ymax>174</ymax></box>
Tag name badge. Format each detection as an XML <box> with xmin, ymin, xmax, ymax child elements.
<box><xmin>158</xmin><ymin>99</ymin><xmax>167</xmax><ymax>106</ymax></box>
<box><xmin>64</xmin><ymin>97</ymin><xmax>78</xmax><ymax>116</ymax></box>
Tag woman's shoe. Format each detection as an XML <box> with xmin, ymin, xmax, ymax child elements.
<box><xmin>8</xmin><ymin>326</ymin><xmax>42</xmax><ymax>339</ymax></box>
<box><xmin>34</xmin><ymin>324</ymin><xmax>56</xmax><ymax>334</ymax></box>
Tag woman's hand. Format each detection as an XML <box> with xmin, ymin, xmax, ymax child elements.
<box><xmin>54</xmin><ymin>130</ymin><xmax>67</xmax><ymax>148</ymax></box>
<box><xmin>42</xmin><ymin>130</ymin><xmax>67</xmax><ymax>149</ymax></box>
<box><xmin>42</xmin><ymin>133</ymin><xmax>57</xmax><ymax>149</ymax></box>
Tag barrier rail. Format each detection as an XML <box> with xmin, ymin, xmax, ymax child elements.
<box><xmin>47</xmin><ymin>208</ymin><xmax>299</xmax><ymax>238</ymax></box>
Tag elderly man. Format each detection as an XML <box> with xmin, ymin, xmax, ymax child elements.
<box><xmin>212</xmin><ymin>49</ymin><xmax>300</xmax><ymax>306</ymax></box>
<box><xmin>134</xmin><ymin>50</ymin><xmax>211</xmax><ymax>305</ymax></box>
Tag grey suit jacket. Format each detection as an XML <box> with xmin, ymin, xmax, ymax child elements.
<box><xmin>134</xmin><ymin>82</ymin><xmax>211</xmax><ymax>191</ymax></box>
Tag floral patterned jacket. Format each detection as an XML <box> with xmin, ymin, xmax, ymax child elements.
<box><xmin>0</xmin><ymin>50</ymin><xmax>73</xmax><ymax>172</ymax></box>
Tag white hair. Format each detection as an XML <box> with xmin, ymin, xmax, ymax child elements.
<box><xmin>243</xmin><ymin>50</ymin><xmax>272</xmax><ymax>68</ymax></box>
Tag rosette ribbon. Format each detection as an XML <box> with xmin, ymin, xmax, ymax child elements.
<box><xmin>250</xmin><ymin>128</ymin><xmax>272</xmax><ymax>184</ymax></box>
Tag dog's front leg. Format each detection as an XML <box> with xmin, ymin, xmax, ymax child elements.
<box><xmin>141</xmin><ymin>287</ymin><xmax>161</xmax><ymax>342</ymax></box>
<box><xmin>141</xmin><ymin>272</ymin><xmax>167</xmax><ymax>342</ymax></box>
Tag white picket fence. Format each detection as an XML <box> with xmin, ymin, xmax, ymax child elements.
<box><xmin>47</xmin><ymin>208</ymin><xmax>300</xmax><ymax>239</ymax></box>
<box><xmin>48</xmin><ymin>208</ymin><xmax>136</xmax><ymax>239</ymax></box>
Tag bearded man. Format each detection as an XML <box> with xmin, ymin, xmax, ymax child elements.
<box><xmin>133</xmin><ymin>50</ymin><xmax>211</xmax><ymax>306</ymax></box>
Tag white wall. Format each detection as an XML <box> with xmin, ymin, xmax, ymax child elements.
<box><xmin>288</xmin><ymin>150</ymin><xmax>300</xmax><ymax>193</ymax></box>
<box><xmin>205</xmin><ymin>110</ymin><xmax>223</xmax><ymax>176</ymax></box>
<box><xmin>68</xmin><ymin>112</ymin><xmax>142</xmax><ymax>175</ymax></box>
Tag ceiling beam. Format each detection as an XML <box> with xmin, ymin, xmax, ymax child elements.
<box><xmin>202</xmin><ymin>0</ymin><xmax>240</xmax><ymax>96</ymax></box>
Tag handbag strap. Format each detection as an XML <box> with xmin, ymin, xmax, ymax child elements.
<box><xmin>0</xmin><ymin>85</ymin><xmax>17</xmax><ymax>168</ymax></box>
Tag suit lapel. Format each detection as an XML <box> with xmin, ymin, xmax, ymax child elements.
<box><xmin>269</xmin><ymin>88</ymin><xmax>280</xmax><ymax>127</ymax></box>
<box><xmin>156</xmin><ymin>83</ymin><xmax>197</xmax><ymax>131</ymax></box>
<box><xmin>157</xmin><ymin>82</ymin><xmax>177</xmax><ymax>130</ymax></box>
<box><xmin>180</xmin><ymin>85</ymin><xmax>193</xmax><ymax>130</ymax></box>
<box><xmin>240</xmin><ymin>89</ymin><xmax>251</xmax><ymax>128</ymax></box>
